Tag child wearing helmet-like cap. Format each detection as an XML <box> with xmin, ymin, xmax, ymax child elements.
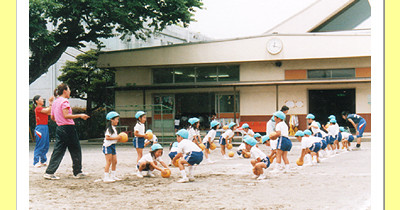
<box><xmin>219</xmin><ymin>122</ymin><xmax>237</xmax><ymax>159</ymax></box>
<box><xmin>270</xmin><ymin>111</ymin><xmax>292</xmax><ymax>173</ymax></box>
<box><xmin>168</xmin><ymin>142</ymin><xmax>180</xmax><ymax>166</ymax></box>
<box><xmin>339</xmin><ymin>127</ymin><xmax>354</xmax><ymax>151</ymax></box>
<box><xmin>245</xmin><ymin>137</ymin><xmax>271</xmax><ymax>180</ymax></box>
<box><xmin>241</xmin><ymin>123</ymin><xmax>255</xmax><ymax>137</ymax></box>
<box><xmin>202</xmin><ymin>120</ymin><xmax>220</xmax><ymax>163</ymax></box>
<box><xmin>133</xmin><ymin>111</ymin><xmax>149</xmax><ymax>164</ymax></box>
<box><xmin>103</xmin><ymin>111</ymin><xmax>122</xmax><ymax>183</ymax></box>
<box><xmin>327</xmin><ymin>118</ymin><xmax>340</xmax><ymax>155</ymax></box>
<box><xmin>144</xmin><ymin>129</ymin><xmax>158</xmax><ymax>147</ymax></box>
<box><xmin>187</xmin><ymin>117</ymin><xmax>202</xmax><ymax>146</ymax></box>
<box><xmin>136</xmin><ymin>144</ymin><xmax>169</xmax><ymax>178</ymax></box>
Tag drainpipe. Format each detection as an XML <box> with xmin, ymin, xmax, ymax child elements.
<box><xmin>276</xmin><ymin>85</ymin><xmax>279</xmax><ymax>111</ymax></box>
<box><xmin>233</xmin><ymin>86</ymin><xmax>237</xmax><ymax>123</ymax></box>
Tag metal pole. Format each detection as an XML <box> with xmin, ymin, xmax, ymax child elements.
<box><xmin>161</xmin><ymin>105</ymin><xmax>164</xmax><ymax>145</ymax></box>
<box><xmin>233</xmin><ymin>86</ymin><xmax>237</xmax><ymax>123</ymax></box>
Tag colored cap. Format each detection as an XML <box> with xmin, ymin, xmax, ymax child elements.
<box><xmin>151</xmin><ymin>143</ymin><xmax>163</xmax><ymax>151</ymax></box>
<box><xmin>146</xmin><ymin>129</ymin><xmax>153</xmax><ymax>133</ymax></box>
<box><xmin>135</xmin><ymin>111</ymin><xmax>146</xmax><ymax>119</ymax></box>
<box><xmin>270</xmin><ymin>113</ymin><xmax>275</xmax><ymax>122</ymax></box>
<box><xmin>316</xmin><ymin>122</ymin><xmax>321</xmax><ymax>128</ymax></box>
<box><xmin>176</xmin><ymin>129</ymin><xmax>189</xmax><ymax>139</ymax></box>
<box><xmin>188</xmin><ymin>117</ymin><xmax>200</xmax><ymax>125</ymax></box>
<box><xmin>172</xmin><ymin>142</ymin><xmax>179</xmax><ymax>148</ymax></box>
<box><xmin>106</xmin><ymin>111</ymin><xmax>119</xmax><ymax>120</ymax></box>
<box><xmin>339</xmin><ymin>127</ymin><xmax>345</xmax><ymax>132</ymax></box>
<box><xmin>273</xmin><ymin>111</ymin><xmax>286</xmax><ymax>120</ymax></box>
<box><xmin>262</xmin><ymin>135</ymin><xmax>270</xmax><ymax>144</ymax></box>
<box><xmin>244</xmin><ymin>137</ymin><xmax>257</xmax><ymax>146</ymax></box>
<box><xmin>306</xmin><ymin>114</ymin><xmax>315</xmax><ymax>119</ymax></box>
<box><xmin>254</xmin><ymin>133</ymin><xmax>262</xmax><ymax>138</ymax></box>
<box><xmin>328</xmin><ymin>115</ymin><xmax>336</xmax><ymax>120</ymax></box>
<box><xmin>241</xmin><ymin>123</ymin><xmax>249</xmax><ymax>129</ymax></box>
<box><xmin>295</xmin><ymin>131</ymin><xmax>304</xmax><ymax>137</ymax></box>
<box><xmin>228</xmin><ymin>122</ymin><xmax>237</xmax><ymax>129</ymax></box>
<box><xmin>210</xmin><ymin>120</ymin><xmax>220</xmax><ymax>128</ymax></box>
<box><xmin>304</xmin><ymin>130</ymin><xmax>312</xmax><ymax>136</ymax></box>
<box><xmin>330</xmin><ymin>119</ymin><xmax>337</xmax><ymax>123</ymax></box>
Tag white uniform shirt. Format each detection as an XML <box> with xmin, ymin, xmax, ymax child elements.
<box><xmin>188</xmin><ymin>127</ymin><xmax>199</xmax><ymax>141</ymax></box>
<box><xmin>266</xmin><ymin>119</ymin><xmax>275</xmax><ymax>136</ymax></box>
<box><xmin>250</xmin><ymin>146</ymin><xmax>267</xmax><ymax>160</ymax></box>
<box><xmin>145</xmin><ymin>134</ymin><xmax>158</xmax><ymax>144</ymax></box>
<box><xmin>103</xmin><ymin>126</ymin><xmax>118</xmax><ymax>147</ymax></box>
<box><xmin>301</xmin><ymin>137</ymin><xmax>315</xmax><ymax>149</ymax></box>
<box><xmin>238</xmin><ymin>142</ymin><xmax>246</xmax><ymax>150</ymax></box>
<box><xmin>203</xmin><ymin>129</ymin><xmax>217</xmax><ymax>143</ymax></box>
<box><xmin>177</xmin><ymin>139</ymin><xmax>202</xmax><ymax>154</ymax></box>
<box><xmin>319</xmin><ymin>130</ymin><xmax>328</xmax><ymax>138</ymax></box>
<box><xmin>310</xmin><ymin>136</ymin><xmax>323</xmax><ymax>144</ymax></box>
<box><xmin>341</xmin><ymin>132</ymin><xmax>352</xmax><ymax>140</ymax></box>
<box><xmin>134</xmin><ymin>122</ymin><xmax>145</xmax><ymax>136</ymax></box>
<box><xmin>310</xmin><ymin>121</ymin><xmax>321</xmax><ymax>134</ymax></box>
<box><xmin>138</xmin><ymin>153</ymin><xmax>162</xmax><ymax>164</ymax></box>
<box><xmin>242</xmin><ymin>129</ymin><xmax>255</xmax><ymax>136</ymax></box>
<box><xmin>222</xmin><ymin>129</ymin><xmax>234</xmax><ymax>139</ymax></box>
<box><xmin>170</xmin><ymin>146</ymin><xmax>179</xmax><ymax>153</ymax></box>
<box><xmin>275</xmin><ymin>121</ymin><xmax>289</xmax><ymax>138</ymax></box>
<box><xmin>327</xmin><ymin>123</ymin><xmax>339</xmax><ymax>136</ymax></box>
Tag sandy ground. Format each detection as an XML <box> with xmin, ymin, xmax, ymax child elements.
<box><xmin>29</xmin><ymin>141</ymin><xmax>371</xmax><ymax>210</ymax></box>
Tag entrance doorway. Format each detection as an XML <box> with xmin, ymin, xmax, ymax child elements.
<box><xmin>308</xmin><ymin>89</ymin><xmax>355</xmax><ymax>127</ymax></box>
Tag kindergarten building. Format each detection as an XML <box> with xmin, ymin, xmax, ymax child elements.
<box><xmin>97</xmin><ymin>0</ymin><xmax>371</xmax><ymax>134</ymax></box>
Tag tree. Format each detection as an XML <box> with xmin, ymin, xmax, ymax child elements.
<box><xmin>29</xmin><ymin>0</ymin><xmax>203</xmax><ymax>84</ymax></box>
<box><xmin>58</xmin><ymin>49</ymin><xmax>114</xmax><ymax>116</ymax></box>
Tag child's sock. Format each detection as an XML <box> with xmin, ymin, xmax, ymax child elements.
<box><xmin>188</xmin><ymin>166</ymin><xmax>194</xmax><ymax>176</ymax></box>
<box><xmin>180</xmin><ymin>170</ymin><xmax>187</xmax><ymax>179</ymax></box>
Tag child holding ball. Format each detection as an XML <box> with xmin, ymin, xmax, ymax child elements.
<box><xmin>219</xmin><ymin>122</ymin><xmax>237</xmax><ymax>159</ymax></box>
<box><xmin>103</xmin><ymin>111</ymin><xmax>122</xmax><ymax>183</ymax></box>
<box><xmin>202</xmin><ymin>120</ymin><xmax>220</xmax><ymax>163</ymax></box>
<box><xmin>270</xmin><ymin>111</ymin><xmax>292</xmax><ymax>173</ymax></box>
<box><xmin>133</xmin><ymin>111</ymin><xmax>149</xmax><ymax>164</ymax></box>
<box><xmin>136</xmin><ymin>144</ymin><xmax>169</xmax><ymax>178</ymax></box>
<box><xmin>245</xmin><ymin>137</ymin><xmax>270</xmax><ymax>180</ymax></box>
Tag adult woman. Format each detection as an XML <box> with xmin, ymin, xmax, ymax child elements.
<box><xmin>44</xmin><ymin>83</ymin><xmax>90</xmax><ymax>180</ymax></box>
<box><xmin>32</xmin><ymin>95</ymin><xmax>54</xmax><ymax>167</ymax></box>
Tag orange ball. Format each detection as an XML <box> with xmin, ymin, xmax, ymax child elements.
<box><xmin>296</xmin><ymin>159</ymin><xmax>304</xmax><ymax>166</ymax></box>
<box><xmin>269</xmin><ymin>132</ymin><xmax>278</xmax><ymax>140</ymax></box>
<box><xmin>145</xmin><ymin>132</ymin><xmax>153</xmax><ymax>140</ymax></box>
<box><xmin>210</xmin><ymin>143</ymin><xmax>217</xmax><ymax>150</ymax></box>
<box><xmin>161</xmin><ymin>169</ymin><xmax>171</xmax><ymax>178</ymax></box>
<box><xmin>222</xmin><ymin>125</ymin><xmax>229</xmax><ymax>130</ymax></box>
<box><xmin>227</xmin><ymin>144</ymin><xmax>233</xmax><ymax>150</ymax></box>
<box><xmin>198</xmin><ymin>143</ymin><xmax>206</xmax><ymax>151</ymax></box>
<box><xmin>243</xmin><ymin>152</ymin><xmax>251</xmax><ymax>158</ymax></box>
<box><xmin>228</xmin><ymin>151</ymin><xmax>234</xmax><ymax>157</ymax></box>
<box><xmin>173</xmin><ymin>158</ymin><xmax>181</xmax><ymax>167</ymax></box>
<box><xmin>118</xmin><ymin>132</ymin><xmax>128</xmax><ymax>143</ymax></box>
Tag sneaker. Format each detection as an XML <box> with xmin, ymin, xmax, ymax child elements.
<box><xmin>147</xmin><ymin>171</ymin><xmax>155</xmax><ymax>177</ymax></box>
<box><xmin>41</xmin><ymin>162</ymin><xmax>47</xmax><ymax>166</ymax></box>
<box><xmin>257</xmin><ymin>174</ymin><xmax>267</xmax><ymax>180</ymax></box>
<box><xmin>223</xmin><ymin>155</ymin><xmax>229</xmax><ymax>160</ymax></box>
<box><xmin>111</xmin><ymin>175</ymin><xmax>122</xmax><ymax>181</ymax></box>
<box><xmin>34</xmin><ymin>163</ymin><xmax>42</xmax><ymax>168</ymax></box>
<box><xmin>136</xmin><ymin>171</ymin><xmax>143</xmax><ymax>178</ymax></box>
<box><xmin>103</xmin><ymin>176</ymin><xmax>116</xmax><ymax>183</ymax></box>
<box><xmin>73</xmin><ymin>172</ymin><xmax>89</xmax><ymax>179</ymax></box>
<box><xmin>208</xmin><ymin>160</ymin><xmax>215</xmax><ymax>164</ymax></box>
<box><xmin>43</xmin><ymin>173</ymin><xmax>60</xmax><ymax>180</ymax></box>
<box><xmin>252</xmin><ymin>174</ymin><xmax>259</xmax><ymax>179</ymax></box>
<box><xmin>177</xmin><ymin>177</ymin><xmax>189</xmax><ymax>183</ymax></box>
<box><xmin>271</xmin><ymin>168</ymin><xmax>281</xmax><ymax>173</ymax></box>
<box><xmin>188</xmin><ymin>176</ymin><xmax>195</xmax><ymax>182</ymax></box>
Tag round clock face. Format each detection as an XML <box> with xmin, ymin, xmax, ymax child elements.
<box><xmin>267</xmin><ymin>38</ymin><xmax>283</xmax><ymax>55</ymax></box>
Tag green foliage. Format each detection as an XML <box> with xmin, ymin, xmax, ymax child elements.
<box><xmin>29</xmin><ymin>0</ymin><xmax>203</xmax><ymax>84</ymax></box>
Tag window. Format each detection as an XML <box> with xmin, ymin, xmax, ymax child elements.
<box><xmin>307</xmin><ymin>68</ymin><xmax>355</xmax><ymax>79</ymax></box>
<box><xmin>152</xmin><ymin>65</ymin><xmax>240</xmax><ymax>84</ymax></box>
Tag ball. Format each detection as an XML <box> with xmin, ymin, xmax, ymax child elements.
<box><xmin>243</xmin><ymin>152</ymin><xmax>251</xmax><ymax>158</ymax></box>
<box><xmin>227</xmin><ymin>144</ymin><xmax>233</xmax><ymax>150</ymax></box>
<box><xmin>198</xmin><ymin>143</ymin><xmax>206</xmax><ymax>151</ymax></box>
<box><xmin>161</xmin><ymin>169</ymin><xmax>171</xmax><ymax>178</ymax></box>
<box><xmin>222</xmin><ymin>125</ymin><xmax>229</xmax><ymax>130</ymax></box>
<box><xmin>210</xmin><ymin>143</ymin><xmax>217</xmax><ymax>150</ymax></box>
<box><xmin>173</xmin><ymin>158</ymin><xmax>181</xmax><ymax>167</ymax></box>
<box><xmin>269</xmin><ymin>132</ymin><xmax>278</xmax><ymax>140</ymax></box>
<box><xmin>118</xmin><ymin>132</ymin><xmax>128</xmax><ymax>143</ymax></box>
<box><xmin>296</xmin><ymin>159</ymin><xmax>304</xmax><ymax>166</ymax></box>
<box><xmin>145</xmin><ymin>132</ymin><xmax>153</xmax><ymax>140</ymax></box>
<box><xmin>228</xmin><ymin>151</ymin><xmax>234</xmax><ymax>157</ymax></box>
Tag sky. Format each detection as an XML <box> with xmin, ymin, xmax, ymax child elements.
<box><xmin>187</xmin><ymin>0</ymin><xmax>317</xmax><ymax>39</ymax></box>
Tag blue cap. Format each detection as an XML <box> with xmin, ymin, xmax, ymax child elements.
<box><xmin>330</xmin><ymin>119</ymin><xmax>337</xmax><ymax>123</ymax></box>
<box><xmin>146</xmin><ymin>129</ymin><xmax>153</xmax><ymax>133</ymax></box>
<box><xmin>228</xmin><ymin>122</ymin><xmax>237</xmax><ymax>129</ymax></box>
<box><xmin>151</xmin><ymin>143</ymin><xmax>163</xmax><ymax>151</ymax></box>
<box><xmin>304</xmin><ymin>130</ymin><xmax>312</xmax><ymax>136</ymax></box>
<box><xmin>254</xmin><ymin>133</ymin><xmax>262</xmax><ymax>138</ymax></box>
<box><xmin>188</xmin><ymin>117</ymin><xmax>200</xmax><ymax>125</ymax></box>
<box><xmin>210</xmin><ymin>120</ymin><xmax>220</xmax><ymax>128</ymax></box>
<box><xmin>241</xmin><ymin>123</ymin><xmax>249</xmax><ymax>129</ymax></box>
<box><xmin>316</xmin><ymin>122</ymin><xmax>321</xmax><ymax>128</ymax></box>
<box><xmin>295</xmin><ymin>131</ymin><xmax>304</xmax><ymax>137</ymax></box>
<box><xmin>176</xmin><ymin>129</ymin><xmax>189</xmax><ymax>139</ymax></box>
<box><xmin>270</xmin><ymin>113</ymin><xmax>275</xmax><ymax>122</ymax></box>
<box><xmin>135</xmin><ymin>111</ymin><xmax>146</xmax><ymax>119</ymax></box>
<box><xmin>328</xmin><ymin>115</ymin><xmax>336</xmax><ymax>120</ymax></box>
<box><xmin>262</xmin><ymin>135</ymin><xmax>270</xmax><ymax>144</ymax></box>
<box><xmin>172</xmin><ymin>142</ymin><xmax>179</xmax><ymax>148</ymax></box>
<box><xmin>244</xmin><ymin>137</ymin><xmax>257</xmax><ymax>146</ymax></box>
<box><xmin>339</xmin><ymin>127</ymin><xmax>345</xmax><ymax>132</ymax></box>
<box><xmin>306</xmin><ymin>114</ymin><xmax>315</xmax><ymax>119</ymax></box>
<box><xmin>106</xmin><ymin>111</ymin><xmax>119</xmax><ymax>120</ymax></box>
<box><xmin>273</xmin><ymin>111</ymin><xmax>286</xmax><ymax>120</ymax></box>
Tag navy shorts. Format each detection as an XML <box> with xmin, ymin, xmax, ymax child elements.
<box><xmin>237</xmin><ymin>150</ymin><xmax>243</xmax><ymax>156</ymax></box>
<box><xmin>348</xmin><ymin>135</ymin><xmax>355</xmax><ymax>142</ymax></box>
<box><xmin>103</xmin><ymin>144</ymin><xmax>116</xmax><ymax>155</ymax></box>
<box><xmin>184</xmin><ymin>151</ymin><xmax>203</xmax><ymax>165</ymax></box>
<box><xmin>321</xmin><ymin>140</ymin><xmax>327</xmax><ymax>150</ymax></box>
<box><xmin>310</xmin><ymin>142</ymin><xmax>321</xmax><ymax>153</ymax></box>
<box><xmin>337</xmin><ymin>132</ymin><xmax>342</xmax><ymax>142</ymax></box>
<box><xmin>277</xmin><ymin>136</ymin><xmax>292</xmax><ymax>151</ymax></box>
<box><xmin>329</xmin><ymin>135</ymin><xmax>337</xmax><ymax>144</ymax></box>
<box><xmin>137</xmin><ymin>162</ymin><xmax>151</xmax><ymax>171</ymax></box>
<box><xmin>204</xmin><ymin>141</ymin><xmax>210</xmax><ymax>149</ymax></box>
<box><xmin>169</xmin><ymin>151</ymin><xmax>178</xmax><ymax>160</ymax></box>
<box><xmin>315</xmin><ymin>133</ymin><xmax>322</xmax><ymax>138</ymax></box>
<box><xmin>219</xmin><ymin>136</ymin><xmax>226</xmax><ymax>145</ymax></box>
<box><xmin>357</xmin><ymin>119</ymin><xmax>367</xmax><ymax>138</ymax></box>
<box><xmin>133</xmin><ymin>137</ymin><xmax>145</xmax><ymax>148</ymax></box>
<box><xmin>260</xmin><ymin>157</ymin><xmax>271</xmax><ymax>168</ymax></box>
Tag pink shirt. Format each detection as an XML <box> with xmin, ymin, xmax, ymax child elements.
<box><xmin>51</xmin><ymin>97</ymin><xmax>75</xmax><ymax>126</ymax></box>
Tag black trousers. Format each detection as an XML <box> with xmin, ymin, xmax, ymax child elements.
<box><xmin>45</xmin><ymin>125</ymin><xmax>82</xmax><ymax>176</ymax></box>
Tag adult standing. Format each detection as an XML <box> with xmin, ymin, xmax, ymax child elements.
<box><xmin>44</xmin><ymin>83</ymin><xmax>90</xmax><ymax>180</ymax></box>
<box><xmin>341</xmin><ymin>111</ymin><xmax>367</xmax><ymax>149</ymax></box>
<box><xmin>32</xmin><ymin>95</ymin><xmax>54</xmax><ymax>168</ymax></box>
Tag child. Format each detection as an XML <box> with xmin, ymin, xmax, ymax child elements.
<box><xmin>323</xmin><ymin>115</ymin><xmax>336</xmax><ymax>131</ymax></box>
<box><xmin>306</xmin><ymin>114</ymin><xmax>322</xmax><ymax>138</ymax></box>
<box><xmin>188</xmin><ymin>117</ymin><xmax>202</xmax><ymax>146</ymax></box>
<box><xmin>144</xmin><ymin>129</ymin><xmax>158</xmax><ymax>147</ymax></box>
<box><xmin>168</xmin><ymin>142</ymin><xmax>179</xmax><ymax>166</ymax></box>
<box><xmin>202</xmin><ymin>120</ymin><xmax>220</xmax><ymax>163</ymax></box>
<box><xmin>244</xmin><ymin>137</ymin><xmax>270</xmax><ymax>180</ymax></box>
<box><xmin>327</xmin><ymin>118</ymin><xmax>340</xmax><ymax>154</ymax></box>
<box><xmin>241</xmin><ymin>123</ymin><xmax>255</xmax><ymax>137</ymax></box>
<box><xmin>266</xmin><ymin>115</ymin><xmax>277</xmax><ymax>165</ymax></box>
<box><xmin>298</xmin><ymin>130</ymin><xmax>322</xmax><ymax>165</ymax></box>
<box><xmin>254</xmin><ymin>133</ymin><xmax>262</xmax><ymax>143</ymax></box>
<box><xmin>342</xmin><ymin>111</ymin><xmax>367</xmax><ymax>148</ymax></box>
<box><xmin>103</xmin><ymin>111</ymin><xmax>122</xmax><ymax>183</ymax></box>
<box><xmin>261</xmin><ymin>135</ymin><xmax>276</xmax><ymax>163</ymax></box>
<box><xmin>133</xmin><ymin>111</ymin><xmax>149</xmax><ymax>164</ymax></box>
<box><xmin>173</xmin><ymin>129</ymin><xmax>204</xmax><ymax>183</ymax></box>
<box><xmin>339</xmin><ymin>127</ymin><xmax>355</xmax><ymax>151</ymax></box>
<box><xmin>270</xmin><ymin>111</ymin><xmax>292</xmax><ymax>173</ymax></box>
<box><xmin>237</xmin><ymin>135</ymin><xmax>250</xmax><ymax>157</ymax></box>
<box><xmin>136</xmin><ymin>144</ymin><xmax>169</xmax><ymax>178</ymax></box>
<box><xmin>219</xmin><ymin>122</ymin><xmax>237</xmax><ymax>159</ymax></box>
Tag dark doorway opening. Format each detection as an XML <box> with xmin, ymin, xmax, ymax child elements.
<box><xmin>175</xmin><ymin>93</ymin><xmax>215</xmax><ymax>129</ymax></box>
<box><xmin>308</xmin><ymin>89</ymin><xmax>355</xmax><ymax>131</ymax></box>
